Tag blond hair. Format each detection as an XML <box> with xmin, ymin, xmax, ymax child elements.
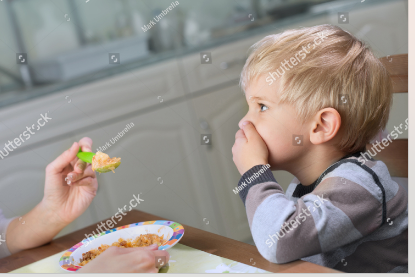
<box><xmin>240</xmin><ymin>24</ymin><xmax>393</xmax><ymax>153</ymax></box>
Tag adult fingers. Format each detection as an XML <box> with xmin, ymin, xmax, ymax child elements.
<box><xmin>123</xmin><ymin>247</ymin><xmax>170</xmax><ymax>264</ymax></box>
<box><xmin>73</xmin><ymin>158</ymin><xmax>87</xmax><ymax>173</ymax></box>
<box><xmin>143</xmin><ymin>244</ymin><xmax>159</xmax><ymax>251</ymax></box>
<box><xmin>152</xmin><ymin>249</ymin><xmax>170</xmax><ymax>262</ymax></box>
<box><xmin>68</xmin><ymin>177</ymin><xmax>96</xmax><ymax>188</ymax></box>
<box><xmin>112</xmin><ymin>244</ymin><xmax>159</xmax><ymax>255</ymax></box>
<box><xmin>72</xmin><ymin>137</ymin><xmax>94</xmax><ymax>174</ymax></box>
<box><xmin>46</xmin><ymin>142</ymin><xmax>78</xmax><ymax>174</ymax></box>
<box><xmin>78</xmin><ymin>137</ymin><xmax>93</xmax><ymax>152</ymax></box>
<box><xmin>66</xmin><ymin>165</ymin><xmax>96</xmax><ymax>185</ymax></box>
<box><xmin>153</xmin><ymin>250</ymin><xmax>170</xmax><ymax>269</ymax></box>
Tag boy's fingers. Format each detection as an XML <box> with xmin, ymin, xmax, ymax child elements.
<box><xmin>241</xmin><ymin>122</ymin><xmax>260</xmax><ymax>141</ymax></box>
<box><xmin>235</xmin><ymin>129</ymin><xmax>246</xmax><ymax>140</ymax></box>
<box><xmin>47</xmin><ymin>142</ymin><xmax>78</xmax><ymax>174</ymax></box>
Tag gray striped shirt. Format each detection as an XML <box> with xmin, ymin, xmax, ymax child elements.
<box><xmin>238</xmin><ymin>155</ymin><xmax>408</xmax><ymax>273</ymax></box>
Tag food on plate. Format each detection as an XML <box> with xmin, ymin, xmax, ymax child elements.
<box><xmin>78</xmin><ymin>234</ymin><xmax>166</xmax><ymax>266</ymax></box>
<box><xmin>91</xmin><ymin>151</ymin><xmax>121</xmax><ymax>173</ymax></box>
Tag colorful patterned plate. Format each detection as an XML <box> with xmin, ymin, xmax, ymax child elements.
<box><xmin>59</xmin><ymin>220</ymin><xmax>184</xmax><ymax>272</ymax></box>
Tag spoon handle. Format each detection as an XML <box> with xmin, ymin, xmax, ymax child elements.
<box><xmin>77</xmin><ymin>147</ymin><xmax>95</xmax><ymax>163</ymax></box>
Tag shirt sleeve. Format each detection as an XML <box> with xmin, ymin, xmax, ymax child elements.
<box><xmin>0</xmin><ymin>209</ymin><xmax>17</xmax><ymax>260</ymax></box>
<box><xmin>238</xmin><ymin>163</ymin><xmax>385</xmax><ymax>264</ymax></box>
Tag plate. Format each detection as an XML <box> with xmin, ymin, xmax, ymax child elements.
<box><xmin>59</xmin><ymin>220</ymin><xmax>184</xmax><ymax>272</ymax></box>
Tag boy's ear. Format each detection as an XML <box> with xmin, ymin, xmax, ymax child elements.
<box><xmin>309</xmin><ymin>108</ymin><xmax>341</xmax><ymax>145</ymax></box>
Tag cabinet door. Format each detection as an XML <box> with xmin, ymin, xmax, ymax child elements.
<box><xmin>177</xmin><ymin>84</ymin><xmax>253</xmax><ymax>241</ymax></box>
<box><xmin>179</xmin><ymin>83</ymin><xmax>296</xmax><ymax>242</ymax></box>
<box><xmin>51</xmin><ymin>99</ymin><xmax>225</xmax><ymax>238</ymax></box>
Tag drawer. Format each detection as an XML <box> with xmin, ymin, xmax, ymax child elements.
<box><xmin>180</xmin><ymin>34</ymin><xmax>266</xmax><ymax>94</ymax></box>
<box><xmin>0</xmin><ymin>59</ymin><xmax>185</xmax><ymax>150</ymax></box>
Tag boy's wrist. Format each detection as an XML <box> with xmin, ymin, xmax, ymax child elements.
<box><xmin>239</xmin><ymin>159</ymin><xmax>269</xmax><ymax>176</ymax></box>
<box><xmin>241</xmin><ymin>163</ymin><xmax>268</xmax><ymax>176</ymax></box>
<box><xmin>240</xmin><ymin>164</ymin><xmax>275</xmax><ymax>184</ymax></box>
<box><xmin>237</xmin><ymin>164</ymin><xmax>277</xmax><ymax>204</ymax></box>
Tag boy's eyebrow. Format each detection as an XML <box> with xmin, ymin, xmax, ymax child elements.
<box><xmin>250</xmin><ymin>96</ymin><xmax>275</xmax><ymax>103</ymax></box>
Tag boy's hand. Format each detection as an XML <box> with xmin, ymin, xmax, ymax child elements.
<box><xmin>232</xmin><ymin>121</ymin><xmax>269</xmax><ymax>175</ymax></box>
<box><xmin>78</xmin><ymin>244</ymin><xmax>170</xmax><ymax>273</ymax></box>
<box><xmin>42</xmin><ymin>137</ymin><xmax>98</xmax><ymax>226</ymax></box>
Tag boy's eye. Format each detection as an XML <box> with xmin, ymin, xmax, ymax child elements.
<box><xmin>259</xmin><ymin>104</ymin><xmax>268</xmax><ymax>112</ymax></box>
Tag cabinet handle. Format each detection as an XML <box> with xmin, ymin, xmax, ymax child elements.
<box><xmin>199</xmin><ymin>119</ymin><xmax>212</xmax><ymax>150</ymax></box>
<box><xmin>220</xmin><ymin>57</ymin><xmax>247</xmax><ymax>70</ymax></box>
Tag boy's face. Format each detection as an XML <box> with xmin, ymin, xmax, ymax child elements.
<box><xmin>238</xmin><ymin>76</ymin><xmax>308</xmax><ymax>170</ymax></box>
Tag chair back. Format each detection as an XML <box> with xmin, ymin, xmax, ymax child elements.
<box><xmin>366</xmin><ymin>54</ymin><xmax>408</xmax><ymax>177</ymax></box>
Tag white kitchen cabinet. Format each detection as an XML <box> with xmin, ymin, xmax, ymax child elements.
<box><xmin>178</xmin><ymin>84</ymin><xmax>253</xmax><ymax>241</ymax></box>
<box><xmin>0</xmin><ymin>138</ymin><xmax>72</xmax><ymax>219</ymax></box>
<box><xmin>0</xmin><ymin>58</ymin><xmax>228</xmax><ymax>239</ymax></box>
<box><xmin>0</xmin><ymin>59</ymin><xmax>186</xmax><ymax>151</ymax></box>
<box><xmin>74</xmin><ymin>100</ymin><xmax>226</xmax><ymax>237</ymax></box>
<box><xmin>179</xmin><ymin>14</ymin><xmax>331</xmax><ymax>94</ymax></box>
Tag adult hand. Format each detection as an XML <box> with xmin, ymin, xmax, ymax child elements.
<box><xmin>232</xmin><ymin>121</ymin><xmax>269</xmax><ymax>175</ymax></box>
<box><xmin>6</xmin><ymin>138</ymin><xmax>98</xmax><ymax>254</ymax></box>
<box><xmin>42</xmin><ymin>137</ymin><xmax>98</xmax><ymax>226</ymax></box>
<box><xmin>78</xmin><ymin>244</ymin><xmax>170</xmax><ymax>273</ymax></box>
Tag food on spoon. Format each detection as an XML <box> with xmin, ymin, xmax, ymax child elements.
<box><xmin>91</xmin><ymin>151</ymin><xmax>121</xmax><ymax>173</ymax></box>
<box><xmin>78</xmin><ymin>234</ymin><xmax>166</xmax><ymax>266</ymax></box>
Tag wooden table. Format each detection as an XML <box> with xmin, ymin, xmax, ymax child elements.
<box><xmin>0</xmin><ymin>210</ymin><xmax>340</xmax><ymax>273</ymax></box>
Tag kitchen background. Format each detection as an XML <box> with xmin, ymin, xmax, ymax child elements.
<box><xmin>0</xmin><ymin>0</ymin><xmax>408</xmax><ymax>245</ymax></box>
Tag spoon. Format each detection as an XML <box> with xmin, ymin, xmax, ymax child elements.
<box><xmin>77</xmin><ymin>147</ymin><xmax>95</xmax><ymax>163</ymax></box>
<box><xmin>77</xmin><ymin>147</ymin><xmax>121</xmax><ymax>173</ymax></box>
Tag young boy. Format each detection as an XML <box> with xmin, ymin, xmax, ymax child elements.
<box><xmin>232</xmin><ymin>24</ymin><xmax>408</xmax><ymax>273</ymax></box>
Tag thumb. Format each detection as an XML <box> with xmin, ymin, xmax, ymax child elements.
<box><xmin>142</xmin><ymin>244</ymin><xmax>159</xmax><ymax>250</ymax></box>
<box><xmin>47</xmin><ymin>142</ymin><xmax>78</xmax><ymax>174</ymax></box>
<box><xmin>241</xmin><ymin>121</ymin><xmax>260</xmax><ymax>141</ymax></box>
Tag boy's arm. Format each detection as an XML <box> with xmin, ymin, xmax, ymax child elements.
<box><xmin>238</xmin><ymin>164</ymin><xmax>387</xmax><ymax>264</ymax></box>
